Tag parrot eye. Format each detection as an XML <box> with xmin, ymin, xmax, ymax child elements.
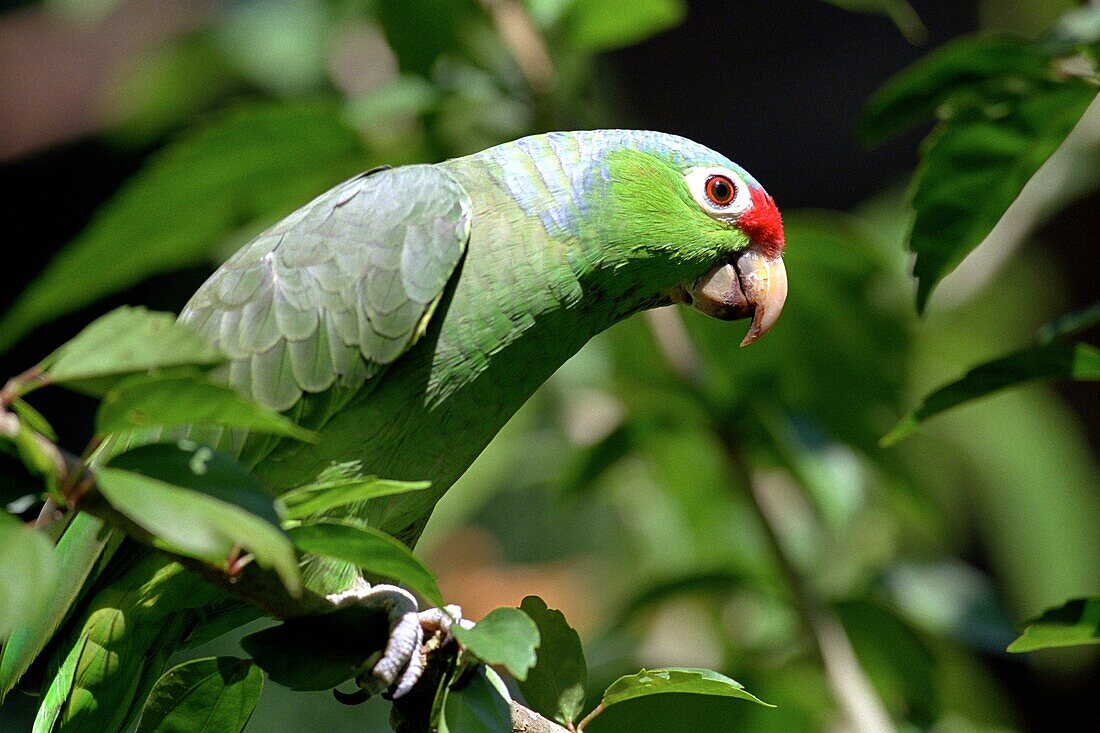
<box><xmin>705</xmin><ymin>176</ymin><xmax>736</xmax><ymax>207</ymax></box>
<box><xmin>685</xmin><ymin>166</ymin><xmax>752</xmax><ymax>219</ymax></box>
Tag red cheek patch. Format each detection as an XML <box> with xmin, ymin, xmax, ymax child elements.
<box><xmin>739</xmin><ymin>187</ymin><xmax>785</xmax><ymax>259</ymax></box>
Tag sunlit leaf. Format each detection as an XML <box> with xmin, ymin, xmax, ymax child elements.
<box><xmin>881</xmin><ymin>342</ymin><xmax>1100</xmax><ymax>445</ymax></box>
<box><xmin>30</xmin><ymin>633</ymin><xmax>88</xmax><ymax>733</ymax></box>
<box><xmin>452</xmin><ymin>607</ymin><xmax>540</xmax><ymax>681</ymax></box>
<box><xmin>135</xmin><ymin>657</ymin><xmax>263</xmax><ymax>733</ymax></box>
<box><xmin>97</xmin><ymin>443</ymin><xmax>300</xmax><ymax>594</ymax></box>
<box><xmin>96</xmin><ymin>373</ymin><xmax>316</xmax><ymax>442</ymax></box>
<box><xmin>564</xmin><ymin>0</ymin><xmax>686</xmax><ymax>52</ymax></box>
<box><xmin>0</xmin><ymin>513</ymin><xmax>57</xmax><ymax>641</ymax></box>
<box><xmin>0</xmin><ymin>102</ymin><xmax>368</xmax><ymax>352</ymax></box>
<box><xmin>281</xmin><ymin>476</ymin><xmax>430</xmax><ymax>520</ymax></box>
<box><xmin>516</xmin><ymin>596</ymin><xmax>586</xmax><ymax>725</ymax></box>
<box><xmin>1008</xmin><ymin>597</ymin><xmax>1100</xmax><ymax>652</ymax></box>
<box><xmin>0</xmin><ymin>515</ymin><xmax>111</xmax><ymax>702</ymax></box>
<box><xmin>288</xmin><ymin>522</ymin><xmax>442</xmax><ymax>607</ymax></box>
<box><xmin>40</xmin><ymin>307</ymin><xmax>223</xmax><ymax>396</ymax></box>
<box><xmin>600</xmin><ymin>668</ymin><xmax>772</xmax><ymax>709</ymax></box>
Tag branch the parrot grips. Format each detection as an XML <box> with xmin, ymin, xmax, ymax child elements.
<box><xmin>686</xmin><ymin>247</ymin><xmax>788</xmax><ymax>346</ymax></box>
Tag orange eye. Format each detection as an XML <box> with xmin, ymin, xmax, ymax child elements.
<box><xmin>705</xmin><ymin>175</ymin><xmax>736</xmax><ymax>207</ymax></box>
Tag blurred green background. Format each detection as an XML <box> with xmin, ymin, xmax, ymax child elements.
<box><xmin>1</xmin><ymin>0</ymin><xmax>1098</xmax><ymax>731</ymax></box>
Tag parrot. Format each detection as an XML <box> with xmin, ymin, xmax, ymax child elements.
<box><xmin>4</xmin><ymin>129</ymin><xmax>786</xmax><ymax>731</ymax></box>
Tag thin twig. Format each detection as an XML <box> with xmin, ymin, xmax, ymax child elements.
<box><xmin>480</xmin><ymin>0</ymin><xmax>556</xmax><ymax>93</ymax></box>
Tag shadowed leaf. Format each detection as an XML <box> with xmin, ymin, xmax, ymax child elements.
<box><xmin>882</xmin><ymin>342</ymin><xmax>1100</xmax><ymax>445</ymax></box>
<box><xmin>824</xmin><ymin>0</ymin><xmax>926</xmax><ymax>44</ymax></box>
<box><xmin>135</xmin><ymin>657</ymin><xmax>263</xmax><ymax>733</ymax></box>
<box><xmin>516</xmin><ymin>596</ymin><xmax>586</xmax><ymax>725</ymax></box>
<box><xmin>441</xmin><ymin>666</ymin><xmax>513</xmax><ymax>733</ymax></box>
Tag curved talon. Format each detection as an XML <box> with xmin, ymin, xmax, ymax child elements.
<box><xmin>391</xmin><ymin>646</ymin><xmax>427</xmax><ymax>698</ymax></box>
<box><xmin>326</xmin><ymin>580</ymin><xmax>470</xmax><ymax>699</ymax></box>
<box><xmin>374</xmin><ymin>610</ymin><xmax>422</xmax><ymax>687</ymax></box>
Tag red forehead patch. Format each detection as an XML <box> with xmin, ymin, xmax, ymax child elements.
<box><xmin>739</xmin><ymin>187</ymin><xmax>785</xmax><ymax>259</ymax></box>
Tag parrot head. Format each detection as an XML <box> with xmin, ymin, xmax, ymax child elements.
<box><xmin>595</xmin><ymin>133</ymin><xmax>787</xmax><ymax>346</ymax></box>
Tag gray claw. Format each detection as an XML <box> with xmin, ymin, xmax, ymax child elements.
<box><xmin>327</xmin><ymin>581</ymin><xmax>468</xmax><ymax>699</ymax></box>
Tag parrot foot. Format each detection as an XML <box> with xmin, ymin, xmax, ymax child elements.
<box><xmin>326</xmin><ymin>579</ymin><xmax>472</xmax><ymax>698</ymax></box>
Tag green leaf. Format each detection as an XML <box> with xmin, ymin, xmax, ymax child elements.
<box><xmin>281</xmin><ymin>476</ymin><xmax>430</xmax><ymax>520</ymax></box>
<box><xmin>7</xmin><ymin>416</ymin><xmax>60</xmax><ymax>497</ymax></box>
<box><xmin>824</xmin><ymin>0</ymin><xmax>926</xmax><ymax>44</ymax></box>
<box><xmin>600</xmin><ymin>668</ymin><xmax>772</xmax><ymax>710</ymax></box>
<box><xmin>0</xmin><ymin>515</ymin><xmax>111</xmax><ymax>702</ymax></box>
<box><xmin>860</xmin><ymin>33</ymin><xmax>1100</xmax><ymax>311</ymax></box>
<box><xmin>31</xmin><ymin>632</ymin><xmax>88</xmax><ymax>733</ymax></box>
<box><xmin>241</xmin><ymin>605</ymin><xmax>390</xmax><ymax>691</ymax></box>
<box><xmin>11</xmin><ymin>398</ymin><xmax>56</xmax><ymax>440</ymax></box>
<box><xmin>41</xmin><ymin>307</ymin><xmax>223</xmax><ymax>395</ymax></box>
<box><xmin>1008</xmin><ymin>597</ymin><xmax>1100</xmax><ymax>652</ymax></box>
<box><xmin>907</xmin><ymin>80</ymin><xmax>1097</xmax><ymax>311</ymax></box>
<box><xmin>881</xmin><ymin>342</ymin><xmax>1100</xmax><ymax>445</ymax></box>
<box><xmin>0</xmin><ymin>513</ymin><xmax>58</xmax><ymax>641</ymax></box>
<box><xmin>288</xmin><ymin>522</ymin><xmax>441</xmax><ymax>607</ymax></box>
<box><xmin>442</xmin><ymin>666</ymin><xmax>513</xmax><ymax>733</ymax></box>
<box><xmin>97</xmin><ymin>443</ymin><xmax>300</xmax><ymax>594</ymax></box>
<box><xmin>452</xmin><ymin>607</ymin><xmax>539</xmax><ymax>682</ymax></box>
<box><xmin>0</xmin><ymin>101</ymin><xmax>368</xmax><ymax>352</ymax></box>
<box><xmin>516</xmin><ymin>596</ymin><xmax>586</xmax><ymax>725</ymax></box>
<box><xmin>860</xmin><ymin>35</ymin><xmax>1048</xmax><ymax>146</ymax></box>
<box><xmin>96</xmin><ymin>373</ymin><xmax>317</xmax><ymax>442</ymax></box>
<box><xmin>135</xmin><ymin>657</ymin><xmax>263</xmax><ymax>733</ymax></box>
<box><xmin>564</xmin><ymin>0</ymin><xmax>686</xmax><ymax>52</ymax></box>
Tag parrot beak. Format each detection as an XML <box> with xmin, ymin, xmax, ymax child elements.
<box><xmin>683</xmin><ymin>247</ymin><xmax>788</xmax><ymax>346</ymax></box>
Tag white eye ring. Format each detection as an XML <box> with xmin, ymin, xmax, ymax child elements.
<box><xmin>685</xmin><ymin>167</ymin><xmax>753</xmax><ymax>219</ymax></box>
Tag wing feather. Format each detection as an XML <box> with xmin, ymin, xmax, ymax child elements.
<box><xmin>180</xmin><ymin>165</ymin><xmax>471</xmax><ymax>412</ymax></box>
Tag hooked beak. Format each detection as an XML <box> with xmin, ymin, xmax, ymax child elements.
<box><xmin>682</xmin><ymin>247</ymin><xmax>788</xmax><ymax>346</ymax></box>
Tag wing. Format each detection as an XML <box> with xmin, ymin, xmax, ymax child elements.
<box><xmin>180</xmin><ymin>165</ymin><xmax>471</xmax><ymax>412</ymax></box>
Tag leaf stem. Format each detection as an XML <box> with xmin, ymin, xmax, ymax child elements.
<box><xmin>575</xmin><ymin>701</ymin><xmax>605</xmax><ymax>732</ymax></box>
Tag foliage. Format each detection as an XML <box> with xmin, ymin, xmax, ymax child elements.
<box><xmin>135</xmin><ymin>657</ymin><xmax>263</xmax><ymax>733</ymax></box>
<box><xmin>1008</xmin><ymin>597</ymin><xmax>1100</xmax><ymax>653</ymax></box>
<box><xmin>1</xmin><ymin>1</ymin><xmax>1098</xmax><ymax>732</ymax></box>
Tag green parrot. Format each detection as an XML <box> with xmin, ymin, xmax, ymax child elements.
<box><xmin>7</xmin><ymin>129</ymin><xmax>787</xmax><ymax>730</ymax></box>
